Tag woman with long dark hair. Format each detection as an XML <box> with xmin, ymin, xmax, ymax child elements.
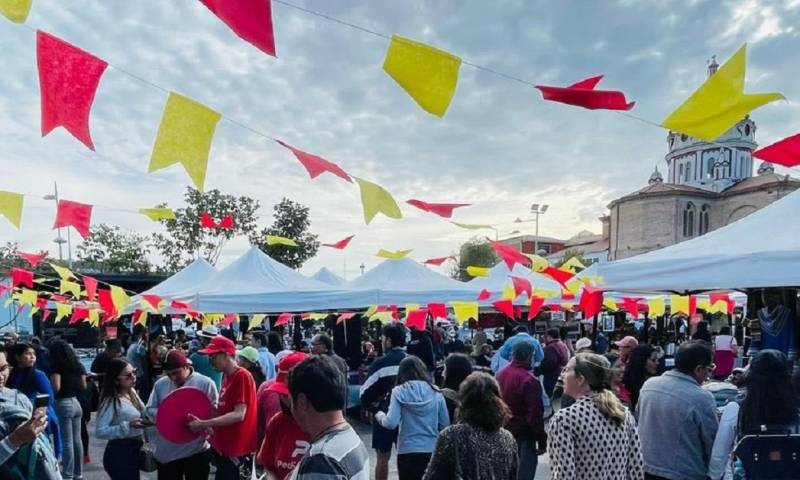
<box><xmin>620</xmin><ymin>344</ymin><xmax>663</xmax><ymax>409</ymax></box>
<box><xmin>7</xmin><ymin>342</ymin><xmax>62</xmax><ymax>458</ymax></box>
<box><xmin>440</xmin><ymin>353</ymin><xmax>473</xmax><ymax>422</ymax></box>
<box><xmin>48</xmin><ymin>339</ymin><xmax>87</xmax><ymax>480</ymax></box>
<box><xmin>423</xmin><ymin>372</ymin><xmax>518</xmax><ymax>480</ymax></box>
<box><xmin>95</xmin><ymin>358</ymin><xmax>149</xmax><ymax>480</ymax></box>
<box><xmin>708</xmin><ymin>349</ymin><xmax>800</xmax><ymax>479</ymax></box>
<box><xmin>375</xmin><ymin>355</ymin><xmax>449</xmax><ymax>480</ymax></box>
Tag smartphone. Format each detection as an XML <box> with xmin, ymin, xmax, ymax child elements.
<box><xmin>34</xmin><ymin>394</ymin><xmax>49</xmax><ymax>409</ymax></box>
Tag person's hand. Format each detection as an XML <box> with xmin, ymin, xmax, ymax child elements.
<box><xmin>8</xmin><ymin>415</ymin><xmax>47</xmax><ymax>448</ymax></box>
<box><xmin>129</xmin><ymin>418</ymin><xmax>148</xmax><ymax>429</ymax></box>
<box><xmin>186</xmin><ymin>414</ymin><xmax>206</xmax><ymax>433</ymax></box>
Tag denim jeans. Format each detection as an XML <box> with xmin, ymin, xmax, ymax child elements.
<box><xmin>516</xmin><ymin>437</ymin><xmax>538</xmax><ymax>480</ymax></box>
<box><xmin>56</xmin><ymin>397</ymin><xmax>83</xmax><ymax>480</ymax></box>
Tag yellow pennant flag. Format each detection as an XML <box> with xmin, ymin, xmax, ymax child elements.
<box><xmin>466</xmin><ymin>266</ymin><xmax>490</xmax><ymax>278</ymax></box>
<box><xmin>16</xmin><ymin>289</ymin><xmax>37</xmax><ymax>306</ymax></box>
<box><xmin>135</xmin><ymin>310</ymin><xmax>148</xmax><ymax>327</ymax></box>
<box><xmin>88</xmin><ymin>309</ymin><xmax>100</xmax><ymax>326</ymax></box>
<box><xmin>525</xmin><ymin>254</ymin><xmax>549</xmax><ymax>273</ymax></box>
<box><xmin>49</xmin><ymin>263</ymin><xmax>76</xmax><ymax>281</ymax></box>
<box><xmin>0</xmin><ymin>0</ymin><xmax>31</xmax><ymax>23</ymax></box>
<box><xmin>662</xmin><ymin>44</ymin><xmax>785</xmax><ymax>141</ymax></box>
<box><xmin>250</xmin><ymin>314</ymin><xmax>267</xmax><ymax>329</ymax></box>
<box><xmin>502</xmin><ymin>284</ymin><xmax>516</xmax><ymax>300</ymax></box>
<box><xmin>564</xmin><ymin>278</ymin><xmax>584</xmax><ymax>295</ymax></box>
<box><xmin>138</xmin><ymin>207</ymin><xmax>176</xmax><ymax>221</ymax></box>
<box><xmin>353</xmin><ymin>177</ymin><xmax>402</xmax><ymax>225</ymax></box>
<box><xmin>203</xmin><ymin>313</ymin><xmax>224</xmax><ymax>327</ymax></box>
<box><xmin>110</xmin><ymin>285</ymin><xmax>131</xmax><ymax>311</ymax></box>
<box><xmin>696</xmin><ymin>299</ymin><xmax>711</xmax><ymax>311</ymax></box>
<box><xmin>671</xmin><ymin>295</ymin><xmax>691</xmax><ymax>315</ymax></box>
<box><xmin>370</xmin><ymin>311</ymin><xmax>394</xmax><ymax>323</ymax></box>
<box><xmin>451</xmin><ymin>301</ymin><xmax>478</xmax><ymax>324</ymax></box>
<box><xmin>305</xmin><ymin>313</ymin><xmax>328</xmax><ymax>321</ymax></box>
<box><xmin>55</xmin><ymin>303</ymin><xmax>72</xmax><ymax>321</ymax></box>
<box><xmin>560</xmin><ymin>257</ymin><xmax>586</xmax><ymax>273</ymax></box>
<box><xmin>648</xmin><ymin>297</ymin><xmax>666</xmax><ymax>317</ymax></box>
<box><xmin>266</xmin><ymin>235</ymin><xmax>298</xmax><ymax>247</ymax></box>
<box><xmin>363</xmin><ymin>305</ymin><xmax>378</xmax><ymax>318</ymax></box>
<box><xmin>376</xmin><ymin>249</ymin><xmax>412</xmax><ymax>260</ymax></box>
<box><xmin>707</xmin><ymin>301</ymin><xmax>728</xmax><ymax>315</ymax></box>
<box><xmin>382</xmin><ymin>35</ymin><xmax>462</xmax><ymax>117</ymax></box>
<box><xmin>451</xmin><ymin>221</ymin><xmax>493</xmax><ymax>230</ymax></box>
<box><xmin>59</xmin><ymin>280</ymin><xmax>81</xmax><ymax>298</ymax></box>
<box><xmin>0</xmin><ymin>190</ymin><xmax>24</xmax><ymax>228</ymax></box>
<box><xmin>149</xmin><ymin>92</ymin><xmax>221</xmax><ymax>192</ymax></box>
<box><xmin>405</xmin><ymin>304</ymin><xmax>420</xmax><ymax>313</ymax></box>
<box><xmin>603</xmin><ymin>298</ymin><xmax>618</xmax><ymax>311</ymax></box>
<box><xmin>535</xmin><ymin>289</ymin><xmax>559</xmax><ymax>299</ymax></box>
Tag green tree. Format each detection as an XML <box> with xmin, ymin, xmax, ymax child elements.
<box><xmin>75</xmin><ymin>224</ymin><xmax>152</xmax><ymax>273</ymax></box>
<box><xmin>249</xmin><ymin>198</ymin><xmax>319</xmax><ymax>269</ymax></box>
<box><xmin>152</xmin><ymin>187</ymin><xmax>260</xmax><ymax>272</ymax></box>
<box><xmin>449</xmin><ymin>237</ymin><xmax>499</xmax><ymax>281</ymax></box>
<box><xmin>0</xmin><ymin>242</ymin><xmax>55</xmax><ymax>272</ymax></box>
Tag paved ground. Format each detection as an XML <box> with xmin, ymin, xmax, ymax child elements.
<box><xmin>83</xmin><ymin>415</ymin><xmax>551</xmax><ymax>479</ymax></box>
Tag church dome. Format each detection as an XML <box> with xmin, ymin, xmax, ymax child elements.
<box><xmin>648</xmin><ymin>167</ymin><xmax>663</xmax><ymax>184</ymax></box>
<box><xmin>757</xmin><ymin>161</ymin><xmax>775</xmax><ymax>175</ymax></box>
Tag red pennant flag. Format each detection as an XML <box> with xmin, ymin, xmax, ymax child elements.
<box><xmin>0</xmin><ymin>285</ymin><xmax>8</xmax><ymax>297</ymax></box>
<box><xmin>83</xmin><ymin>275</ymin><xmax>98</xmax><ymax>302</ymax></box>
<box><xmin>423</xmin><ymin>256</ymin><xmax>454</xmax><ymax>266</ymax></box>
<box><xmin>37</xmin><ymin>31</ymin><xmax>108</xmax><ymax>150</ymax></box>
<box><xmin>200</xmin><ymin>0</ymin><xmax>276</xmax><ymax>57</ymax></box>
<box><xmin>529</xmin><ymin>297</ymin><xmax>545</xmax><ymax>320</ymax></box>
<box><xmin>171</xmin><ymin>300</ymin><xmax>191</xmax><ymax>310</ymax></box>
<box><xmin>427</xmin><ymin>303</ymin><xmax>447</xmax><ymax>320</ymax></box>
<box><xmin>513</xmin><ymin>306</ymin><xmax>523</xmax><ymax>319</ymax></box>
<box><xmin>561</xmin><ymin>292</ymin><xmax>576</xmax><ymax>301</ymax></box>
<box><xmin>185</xmin><ymin>309</ymin><xmax>201</xmax><ymax>320</ymax></box>
<box><xmin>389</xmin><ymin>305</ymin><xmax>399</xmax><ymax>320</ymax></box>
<box><xmin>621</xmin><ymin>297</ymin><xmax>644</xmax><ymax>318</ymax></box>
<box><xmin>406</xmin><ymin>200</ymin><xmax>471</xmax><ymax>218</ymax></box>
<box><xmin>221</xmin><ymin>313</ymin><xmax>238</xmax><ymax>326</ymax></box>
<box><xmin>17</xmin><ymin>251</ymin><xmax>48</xmax><ymax>268</ymax></box>
<box><xmin>476</xmin><ymin>289</ymin><xmax>492</xmax><ymax>301</ymax></box>
<box><xmin>275</xmin><ymin>312</ymin><xmax>292</xmax><ymax>327</ymax></box>
<box><xmin>41</xmin><ymin>310</ymin><xmax>53</xmax><ymax>323</ymax></box>
<box><xmin>132</xmin><ymin>309</ymin><xmax>147</xmax><ymax>326</ymax></box>
<box><xmin>275</xmin><ymin>140</ymin><xmax>351</xmax><ymax>182</ymax></box>
<box><xmin>218</xmin><ymin>214</ymin><xmax>234</xmax><ymax>229</ymax></box>
<box><xmin>492</xmin><ymin>299</ymin><xmax>515</xmax><ymax>319</ymax></box>
<box><xmin>336</xmin><ymin>312</ymin><xmax>357</xmax><ymax>325</ymax></box>
<box><xmin>36</xmin><ymin>298</ymin><xmax>48</xmax><ymax>310</ymax></box>
<box><xmin>50</xmin><ymin>294</ymin><xmax>66</xmax><ymax>303</ymax></box>
<box><xmin>753</xmin><ymin>133</ymin><xmax>800</xmax><ymax>167</ymax></box>
<box><xmin>579</xmin><ymin>286</ymin><xmax>603</xmax><ymax>319</ymax></box>
<box><xmin>535</xmin><ymin>75</ymin><xmax>635</xmax><ymax>111</ymax></box>
<box><xmin>69</xmin><ymin>308</ymin><xmax>89</xmax><ymax>324</ymax></box>
<box><xmin>98</xmin><ymin>289</ymin><xmax>117</xmax><ymax>318</ymax></box>
<box><xmin>489</xmin><ymin>239</ymin><xmax>531</xmax><ymax>270</ymax></box>
<box><xmin>540</xmin><ymin>266</ymin><xmax>575</xmax><ymax>287</ymax></box>
<box><xmin>406</xmin><ymin>308</ymin><xmax>428</xmax><ymax>331</ymax></box>
<box><xmin>142</xmin><ymin>294</ymin><xmax>162</xmax><ymax>310</ymax></box>
<box><xmin>510</xmin><ymin>276</ymin><xmax>532</xmax><ymax>298</ymax></box>
<box><xmin>200</xmin><ymin>212</ymin><xmax>234</xmax><ymax>229</ymax></box>
<box><xmin>709</xmin><ymin>292</ymin><xmax>730</xmax><ymax>305</ymax></box>
<box><xmin>10</xmin><ymin>268</ymin><xmax>34</xmax><ymax>289</ymax></box>
<box><xmin>53</xmin><ymin>200</ymin><xmax>92</xmax><ymax>239</ymax></box>
<box><xmin>322</xmin><ymin>235</ymin><xmax>355</xmax><ymax>250</ymax></box>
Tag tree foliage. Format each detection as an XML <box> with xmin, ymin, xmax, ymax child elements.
<box><xmin>449</xmin><ymin>237</ymin><xmax>499</xmax><ymax>281</ymax></box>
<box><xmin>152</xmin><ymin>187</ymin><xmax>260</xmax><ymax>272</ymax></box>
<box><xmin>75</xmin><ymin>224</ymin><xmax>152</xmax><ymax>273</ymax></box>
<box><xmin>249</xmin><ymin>198</ymin><xmax>319</xmax><ymax>269</ymax></box>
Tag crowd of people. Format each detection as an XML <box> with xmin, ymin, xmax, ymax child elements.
<box><xmin>0</xmin><ymin>317</ymin><xmax>798</xmax><ymax>480</ymax></box>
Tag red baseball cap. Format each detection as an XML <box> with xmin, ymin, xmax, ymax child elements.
<box><xmin>614</xmin><ymin>336</ymin><xmax>639</xmax><ymax>348</ymax></box>
<box><xmin>163</xmin><ymin>350</ymin><xmax>192</xmax><ymax>370</ymax></box>
<box><xmin>266</xmin><ymin>352</ymin><xmax>308</xmax><ymax>395</ymax></box>
<box><xmin>197</xmin><ymin>336</ymin><xmax>236</xmax><ymax>356</ymax></box>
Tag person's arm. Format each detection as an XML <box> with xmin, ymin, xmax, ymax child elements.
<box><xmin>49</xmin><ymin>373</ymin><xmax>61</xmax><ymax>394</ymax></box>
<box><xmin>499</xmin><ymin>337</ymin><xmax>514</xmax><ymax>360</ymax></box>
<box><xmin>0</xmin><ymin>412</ymin><xmax>47</xmax><ymax>466</ymax></box>
<box><xmin>708</xmin><ymin>402</ymin><xmax>738</xmax><ymax>480</ymax></box>
<box><xmin>145</xmin><ymin>381</ymin><xmax>162</xmax><ymax>419</ymax></box>
<box><xmin>532</xmin><ymin>340</ymin><xmax>545</xmax><ymax>365</ymax></box>
<box><xmin>189</xmin><ymin>403</ymin><xmax>246</xmax><ymax>430</ymax></box>
<box><xmin>375</xmin><ymin>389</ymin><xmax>402</xmax><ymax>430</ymax></box>
<box><xmin>696</xmin><ymin>395</ymin><xmax>721</xmax><ymax>465</ymax></box>
<box><xmin>95</xmin><ymin>402</ymin><xmax>137</xmax><ymax>440</ymax></box>
<box><xmin>546</xmin><ymin>414</ymin><xmax>576</xmax><ymax>480</ymax></box>
<box><xmin>421</xmin><ymin>429</ymin><xmax>454</xmax><ymax>480</ymax></box>
<box><xmin>526</xmin><ymin>377</ymin><xmax>546</xmax><ymax>442</ymax></box>
<box><xmin>33</xmin><ymin>370</ymin><xmax>56</xmax><ymax>408</ymax></box>
<box><xmin>437</xmin><ymin>394</ymin><xmax>449</xmax><ymax>431</ymax></box>
<box><xmin>79</xmin><ymin>374</ymin><xmax>87</xmax><ymax>391</ymax></box>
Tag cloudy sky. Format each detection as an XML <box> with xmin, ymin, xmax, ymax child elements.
<box><xmin>1</xmin><ymin>0</ymin><xmax>798</xmax><ymax>279</ymax></box>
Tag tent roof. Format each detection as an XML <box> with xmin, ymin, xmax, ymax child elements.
<box><xmin>312</xmin><ymin>267</ymin><xmax>346</xmax><ymax>286</ymax></box>
<box><xmin>468</xmin><ymin>262</ymin><xmax>564</xmax><ymax>304</ymax></box>
<box><xmin>141</xmin><ymin>258</ymin><xmax>218</xmax><ymax>298</ymax></box>
<box><xmin>587</xmin><ymin>189</ymin><xmax>800</xmax><ymax>293</ymax></box>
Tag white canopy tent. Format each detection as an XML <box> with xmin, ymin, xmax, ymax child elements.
<box><xmin>125</xmin><ymin>258</ymin><xmax>218</xmax><ymax>313</ymax></box>
<box><xmin>583</xmin><ymin>189</ymin><xmax>800</xmax><ymax>293</ymax></box>
<box><xmin>172</xmin><ymin>247</ymin><xmax>375</xmax><ymax>313</ymax></box>
<box><xmin>311</xmin><ymin>267</ymin><xmax>347</xmax><ymax>286</ymax></box>
<box><xmin>346</xmin><ymin>258</ymin><xmax>476</xmax><ymax>306</ymax></box>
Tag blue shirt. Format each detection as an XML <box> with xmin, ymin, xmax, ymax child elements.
<box><xmin>499</xmin><ymin>333</ymin><xmax>545</xmax><ymax>367</ymax></box>
<box><xmin>189</xmin><ymin>353</ymin><xmax>222</xmax><ymax>390</ymax></box>
<box><xmin>257</xmin><ymin>347</ymin><xmax>276</xmax><ymax>381</ymax></box>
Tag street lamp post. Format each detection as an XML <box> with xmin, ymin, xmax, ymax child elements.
<box><xmin>530</xmin><ymin>204</ymin><xmax>549</xmax><ymax>255</ymax></box>
<box><xmin>43</xmin><ymin>182</ymin><xmax>71</xmax><ymax>266</ymax></box>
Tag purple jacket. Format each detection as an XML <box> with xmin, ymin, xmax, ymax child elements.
<box><xmin>496</xmin><ymin>360</ymin><xmax>545</xmax><ymax>442</ymax></box>
<box><xmin>540</xmin><ymin>340</ymin><xmax>569</xmax><ymax>377</ymax></box>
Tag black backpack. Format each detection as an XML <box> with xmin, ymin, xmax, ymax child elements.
<box><xmin>0</xmin><ymin>402</ymin><xmax>61</xmax><ymax>480</ymax></box>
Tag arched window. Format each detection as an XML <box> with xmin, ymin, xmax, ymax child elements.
<box><xmin>683</xmin><ymin>202</ymin><xmax>696</xmax><ymax>237</ymax></box>
<box><xmin>699</xmin><ymin>204</ymin><xmax>711</xmax><ymax>235</ymax></box>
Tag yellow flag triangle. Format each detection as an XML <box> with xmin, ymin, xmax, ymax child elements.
<box><xmin>405</xmin><ymin>304</ymin><xmax>420</xmax><ymax>313</ymax></box>
<box><xmin>17</xmin><ymin>289</ymin><xmax>37</xmax><ymax>306</ymax></box>
<box><xmin>353</xmin><ymin>177</ymin><xmax>402</xmax><ymax>225</ymax></box>
<box><xmin>138</xmin><ymin>207</ymin><xmax>176</xmax><ymax>221</ymax></box>
<box><xmin>671</xmin><ymin>295</ymin><xmax>691</xmax><ymax>315</ymax></box>
<box><xmin>363</xmin><ymin>305</ymin><xmax>378</xmax><ymax>318</ymax></box>
<box><xmin>661</xmin><ymin>44</ymin><xmax>785</xmax><ymax>141</ymax></box>
<box><xmin>377</xmin><ymin>249</ymin><xmax>412</xmax><ymax>260</ymax></box>
<box><xmin>382</xmin><ymin>35</ymin><xmax>462</xmax><ymax>117</ymax></box>
<box><xmin>524</xmin><ymin>254</ymin><xmax>549</xmax><ymax>272</ymax></box>
<box><xmin>451</xmin><ymin>301</ymin><xmax>478</xmax><ymax>324</ymax></box>
<box><xmin>451</xmin><ymin>221</ymin><xmax>493</xmax><ymax>230</ymax></box>
<box><xmin>148</xmin><ymin>92</ymin><xmax>221</xmax><ymax>191</ymax></box>
<box><xmin>110</xmin><ymin>285</ymin><xmax>131</xmax><ymax>311</ymax></box>
<box><xmin>60</xmin><ymin>280</ymin><xmax>81</xmax><ymax>298</ymax></box>
<box><xmin>603</xmin><ymin>298</ymin><xmax>618</xmax><ymax>311</ymax></box>
<box><xmin>250</xmin><ymin>314</ymin><xmax>267</xmax><ymax>329</ymax></box>
<box><xmin>0</xmin><ymin>0</ymin><xmax>31</xmax><ymax>23</ymax></box>
<box><xmin>370</xmin><ymin>311</ymin><xmax>394</xmax><ymax>323</ymax></box>
<box><xmin>88</xmin><ymin>309</ymin><xmax>100</xmax><ymax>326</ymax></box>
<box><xmin>55</xmin><ymin>303</ymin><xmax>72</xmax><ymax>321</ymax></box>
<box><xmin>0</xmin><ymin>190</ymin><xmax>24</xmax><ymax>228</ymax></box>
<box><xmin>466</xmin><ymin>266</ymin><xmax>490</xmax><ymax>277</ymax></box>
<box><xmin>560</xmin><ymin>257</ymin><xmax>586</xmax><ymax>273</ymax></box>
<box><xmin>502</xmin><ymin>283</ymin><xmax>516</xmax><ymax>300</ymax></box>
<box><xmin>50</xmin><ymin>263</ymin><xmax>76</xmax><ymax>281</ymax></box>
<box><xmin>648</xmin><ymin>297</ymin><xmax>665</xmax><ymax>317</ymax></box>
<box><xmin>266</xmin><ymin>235</ymin><xmax>298</xmax><ymax>247</ymax></box>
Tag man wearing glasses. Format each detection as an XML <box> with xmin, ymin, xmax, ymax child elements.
<box><xmin>146</xmin><ymin>350</ymin><xmax>218</xmax><ymax>479</ymax></box>
<box><xmin>636</xmin><ymin>340</ymin><xmax>719</xmax><ymax>480</ymax></box>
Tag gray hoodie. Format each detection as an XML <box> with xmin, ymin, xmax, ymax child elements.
<box><xmin>0</xmin><ymin>387</ymin><xmax>33</xmax><ymax>466</ymax></box>
<box><xmin>375</xmin><ymin>380</ymin><xmax>449</xmax><ymax>454</ymax></box>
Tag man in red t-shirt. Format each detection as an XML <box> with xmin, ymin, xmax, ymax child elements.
<box><xmin>188</xmin><ymin>335</ymin><xmax>258</xmax><ymax>480</ymax></box>
<box><xmin>257</xmin><ymin>352</ymin><xmax>311</xmax><ymax>480</ymax></box>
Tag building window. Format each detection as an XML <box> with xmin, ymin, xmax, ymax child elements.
<box><xmin>679</xmin><ymin>164</ymin><xmax>684</xmax><ymax>180</ymax></box>
<box><xmin>684</xmin><ymin>163</ymin><xmax>691</xmax><ymax>182</ymax></box>
<box><xmin>699</xmin><ymin>204</ymin><xmax>710</xmax><ymax>235</ymax></box>
<box><xmin>683</xmin><ymin>202</ymin><xmax>696</xmax><ymax>237</ymax></box>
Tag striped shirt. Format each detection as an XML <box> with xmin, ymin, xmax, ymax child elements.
<box><xmin>289</xmin><ymin>424</ymin><xmax>369</xmax><ymax>480</ymax></box>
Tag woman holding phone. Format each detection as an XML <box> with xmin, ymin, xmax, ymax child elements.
<box><xmin>95</xmin><ymin>358</ymin><xmax>151</xmax><ymax>480</ymax></box>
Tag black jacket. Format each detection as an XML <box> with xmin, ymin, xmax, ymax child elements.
<box><xmin>359</xmin><ymin>347</ymin><xmax>406</xmax><ymax>411</ymax></box>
